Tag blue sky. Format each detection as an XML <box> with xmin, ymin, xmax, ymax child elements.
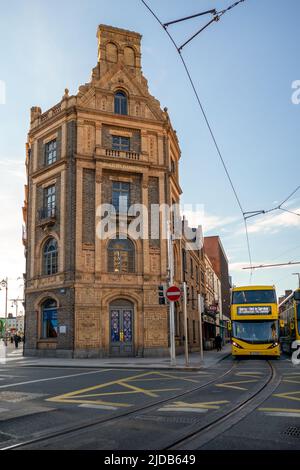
<box><xmin>0</xmin><ymin>0</ymin><xmax>299</xmax><ymax>314</ymax></box>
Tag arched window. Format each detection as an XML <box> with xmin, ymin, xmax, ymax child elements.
<box><xmin>106</xmin><ymin>42</ymin><xmax>118</xmax><ymax>63</ymax></box>
<box><xmin>124</xmin><ymin>46</ymin><xmax>135</xmax><ymax>67</ymax></box>
<box><xmin>41</xmin><ymin>299</ymin><xmax>58</xmax><ymax>338</ymax></box>
<box><xmin>108</xmin><ymin>237</ymin><xmax>135</xmax><ymax>273</ymax></box>
<box><xmin>43</xmin><ymin>238</ymin><xmax>58</xmax><ymax>275</ymax></box>
<box><xmin>114</xmin><ymin>91</ymin><xmax>128</xmax><ymax>115</ymax></box>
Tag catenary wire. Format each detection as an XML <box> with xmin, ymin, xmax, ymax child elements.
<box><xmin>140</xmin><ymin>0</ymin><xmax>253</xmax><ymax>276</ymax></box>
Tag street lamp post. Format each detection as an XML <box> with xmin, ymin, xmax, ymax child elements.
<box><xmin>0</xmin><ymin>278</ymin><xmax>8</xmax><ymax>344</ymax></box>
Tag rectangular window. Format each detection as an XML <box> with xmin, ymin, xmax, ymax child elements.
<box><xmin>192</xmin><ymin>286</ymin><xmax>195</xmax><ymax>309</ymax></box>
<box><xmin>232</xmin><ymin>290</ymin><xmax>276</xmax><ymax>305</ymax></box>
<box><xmin>43</xmin><ymin>185</ymin><xmax>56</xmax><ymax>218</ymax></box>
<box><xmin>45</xmin><ymin>139</ymin><xmax>57</xmax><ymax>165</ymax></box>
<box><xmin>112</xmin><ymin>181</ymin><xmax>130</xmax><ymax>212</ymax></box>
<box><xmin>112</xmin><ymin>136</ymin><xmax>130</xmax><ymax>151</ymax></box>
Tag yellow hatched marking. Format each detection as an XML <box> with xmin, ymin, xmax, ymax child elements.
<box><xmin>46</xmin><ymin>370</ymin><xmax>192</xmax><ymax>406</ymax></box>
<box><xmin>167</xmin><ymin>400</ymin><xmax>229</xmax><ymax>410</ymax></box>
<box><xmin>70</xmin><ymin>388</ymin><xmax>182</xmax><ymax>399</ymax></box>
<box><xmin>128</xmin><ymin>374</ymin><xmax>208</xmax><ymax>382</ymax></box>
<box><xmin>115</xmin><ymin>381</ymin><xmax>158</xmax><ymax>397</ymax></box>
<box><xmin>283</xmin><ymin>379</ymin><xmax>300</xmax><ymax>384</ymax></box>
<box><xmin>149</xmin><ymin>371</ymin><xmax>199</xmax><ymax>384</ymax></box>
<box><xmin>49</xmin><ymin>398</ymin><xmax>132</xmax><ymax>407</ymax></box>
<box><xmin>283</xmin><ymin>373</ymin><xmax>300</xmax><ymax>376</ymax></box>
<box><xmin>273</xmin><ymin>391</ymin><xmax>300</xmax><ymax>402</ymax></box>
<box><xmin>47</xmin><ymin>371</ymin><xmax>158</xmax><ymax>403</ymax></box>
<box><xmin>235</xmin><ymin>372</ymin><xmax>263</xmax><ymax>378</ymax></box>
<box><xmin>215</xmin><ymin>379</ymin><xmax>258</xmax><ymax>391</ymax></box>
<box><xmin>259</xmin><ymin>407</ymin><xmax>300</xmax><ymax>413</ymax></box>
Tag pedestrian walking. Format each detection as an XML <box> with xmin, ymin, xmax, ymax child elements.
<box><xmin>14</xmin><ymin>334</ymin><xmax>21</xmax><ymax>349</ymax></box>
<box><xmin>215</xmin><ymin>334</ymin><xmax>222</xmax><ymax>352</ymax></box>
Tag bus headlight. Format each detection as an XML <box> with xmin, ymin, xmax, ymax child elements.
<box><xmin>268</xmin><ymin>342</ymin><xmax>279</xmax><ymax>349</ymax></box>
<box><xmin>232</xmin><ymin>341</ymin><xmax>243</xmax><ymax>349</ymax></box>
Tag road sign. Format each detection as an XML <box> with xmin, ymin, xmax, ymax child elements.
<box><xmin>166</xmin><ymin>286</ymin><xmax>181</xmax><ymax>302</ymax></box>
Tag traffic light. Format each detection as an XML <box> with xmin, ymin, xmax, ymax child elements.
<box><xmin>158</xmin><ymin>285</ymin><xmax>166</xmax><ymax>305</ymax></box>
<box><xmin>186</xmin><ymin>285</ymin><xmax>190</xmax><ymax>303</ymax></box>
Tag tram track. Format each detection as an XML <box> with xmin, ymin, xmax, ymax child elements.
<box><xmin>167</xmin><ymin>360</ymin><xmax>279</xmax><ymax>450</ymax></box>
<box><xmin>1</xmin><ymin>360</ymin><xmax>281</xmax><ymax>450</ymax></box>
<box><xmin>0</xmin><ymin>361</ymin><xmax>236</xmax><ymax>450</ymax></box>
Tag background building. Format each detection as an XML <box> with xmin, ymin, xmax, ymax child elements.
<box><xmin>204</xmin><ymin>236</ymin><xmax>231</xmax><ymax>343</ymax></box>
<box><xmin>0</xmin><ymin>313</ymin><xmax>24</xmax><ymax>336</ymax></box>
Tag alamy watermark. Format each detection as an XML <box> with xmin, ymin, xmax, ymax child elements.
<box><xmin>0</xmin><ymin>80</ymin><xmax>6</xmax><ymax>105</ymax></box>
<box><xmin>291</xmin><ymin>80</ymin><xmax>300</xmax><ymax>104</ymax></box>
<box><xmin>292</xmin><ymin>341</ymin><xmax>300</xmax><ymax>365</ymax></box>
<box><xmin>96</xmin><ymin>202</ymin><xmax>204</xmax><ymax>251</ymax></box>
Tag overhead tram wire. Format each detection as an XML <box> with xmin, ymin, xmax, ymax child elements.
<box><xmin>140</xmin><ymin>0</ymin><xmax>254</xmax><ymax>278</ymax></box>
<box><xmin>244</xmin><ymin>184</ymin><xmax>300</xmax><ymax>220</ymax></box>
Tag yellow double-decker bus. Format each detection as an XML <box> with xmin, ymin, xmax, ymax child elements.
<box><xmin>230</xmin><ymin>285</ymin><xmax>280</xmax><ymax>357</ymax></box>
<box><xmin>279</xmin><ymin>288</ymin><xmax>300</xmax><ymax>354</ymax></box>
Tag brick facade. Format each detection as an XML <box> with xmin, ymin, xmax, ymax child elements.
<box><xmin>23</xmin><ymin>25</ymin><xmax>219</xmax><ymax>358</ymax></box>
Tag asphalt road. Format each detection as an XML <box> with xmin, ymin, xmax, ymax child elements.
<box><xmin>0</xmin><ymin>353</ymin><xmax>299</xmax><ymax>450</ymax></box>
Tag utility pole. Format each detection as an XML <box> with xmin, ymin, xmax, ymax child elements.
<box><xmin>293</xmin><ymin>273</ymin><xmax>300</xmax><ymax>289</ymax></box>
<box><xmin>198</xmin><ymin>293</ymin><xmax>204</xmax><ymax>363</ymax></box>
<box><xmin>183</xmin><ymin>282</ymin><xmax>189</xmax><ymax>367</ymax></box>
<box><xmin>167</xmin><ymin>221</ymin><xmax>176</xmax><ymax>366</ymax></box>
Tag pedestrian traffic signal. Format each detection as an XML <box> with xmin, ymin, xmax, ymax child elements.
<box><xmin>158</xmin><ymin>285</ymin><xmax>166</xmax><ymax>305</ymax></box>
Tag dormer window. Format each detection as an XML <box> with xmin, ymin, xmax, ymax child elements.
<box><xmin>114</xmin><ymin>91</ymin><xmax>128</xmax><ymax>115</ymax></box>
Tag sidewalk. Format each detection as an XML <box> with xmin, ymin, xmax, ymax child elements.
<box><xmin>9</xmin><ymin>343</ymin><xmax>232</xmax><ymax>371</ymax></box>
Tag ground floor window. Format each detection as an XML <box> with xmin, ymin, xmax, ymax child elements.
<box><xmin>41</xmin><ymin>299</ymin><xmax>58</xmax><ymax>338</ymax></box>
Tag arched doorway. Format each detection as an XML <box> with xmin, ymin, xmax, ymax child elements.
<box><xmin>110</xmin><ymin>299</ymin><xmax>134</xmax><ymax>357</ymax></box>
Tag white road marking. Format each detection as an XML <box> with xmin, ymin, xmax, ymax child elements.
<box><xmin>263</xmin><ymin>411</ymin><xmax>300</xmax><ymax>418</ymax></box>
<box><xmin>158</xmin><ymin>407</ymin><xmax>208</xmax><ymax>413</ymax></box>
<box><xmin>0</xmin><ymin>369</ymin><xmax>113</xmax><ymax>389</ymax></box>
<box><xmin>79</xmin><ymin>403</ymin><xmax>118</xmax><ymax>411</ymax></box>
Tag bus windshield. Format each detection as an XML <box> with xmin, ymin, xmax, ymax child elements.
<box><xmin>232</xmin><ymin>290</ymin><xmax>276</xmax><ymax>304</ymax></box>
<box><xmin>232</xmin><ymin>320</ymin><xmax>278</xmax><ymax>344</ymax></box>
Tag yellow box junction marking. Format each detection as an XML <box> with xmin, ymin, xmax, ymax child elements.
<box><xmin>159</xmin><ymin>400</ymin><xmax>230</xmax><ymax>413</ymax></box>
<box><xmin>235</xmin><ymin>372</ymin><xmax>263</xmax><ymax>378</ymax></box>
<box><xmin>282</xmin><ymin>373</ymin><xmax>300</xmax><ymax>385</ymax></box>
<box><xmin>273</xmin><ymin>391</ymin><xmax>300</xmax><ymax>402</ymax></box>
<box><xmin>46</xmin><ymin>371</ymin><xmax>192</xmax><ymax>407</ymax></box>
<box><xmin>259</xmin><ymin>407</ymin><xmax>300</xmax><ymax>413</ymax></box>
<box><xmin>215</xmin><ymin>379</ymin><xmax>259</xmax><ymax>391</ymax></box>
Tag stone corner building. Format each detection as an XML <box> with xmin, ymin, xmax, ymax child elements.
<box><xmin>23</xmin><ymin>25</ymin><xmax>188</xmax><ymax>358</ymax></box>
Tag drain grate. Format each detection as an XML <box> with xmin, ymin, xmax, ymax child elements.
<box><xmin>282</xmin><ymin>426</ymin><xmax>300</xmax><ymax>438</ymax></box>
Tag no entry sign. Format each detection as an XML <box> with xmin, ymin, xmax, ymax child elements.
<box><xmin>166</xmin><ymin>286</ymin><xmax>181</xmax><ymax>302</ymax></box>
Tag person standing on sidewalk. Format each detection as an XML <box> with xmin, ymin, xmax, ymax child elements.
<box><xmin>215</xmin><ymin>334</ymin><xmax>222</xmax><ymax>352</ymax></box>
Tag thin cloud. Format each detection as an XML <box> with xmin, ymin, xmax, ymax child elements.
<box><xmin>182</xmin><ymin>208</ymin><xmax>238</xmax><ymax>233</ymax></box>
